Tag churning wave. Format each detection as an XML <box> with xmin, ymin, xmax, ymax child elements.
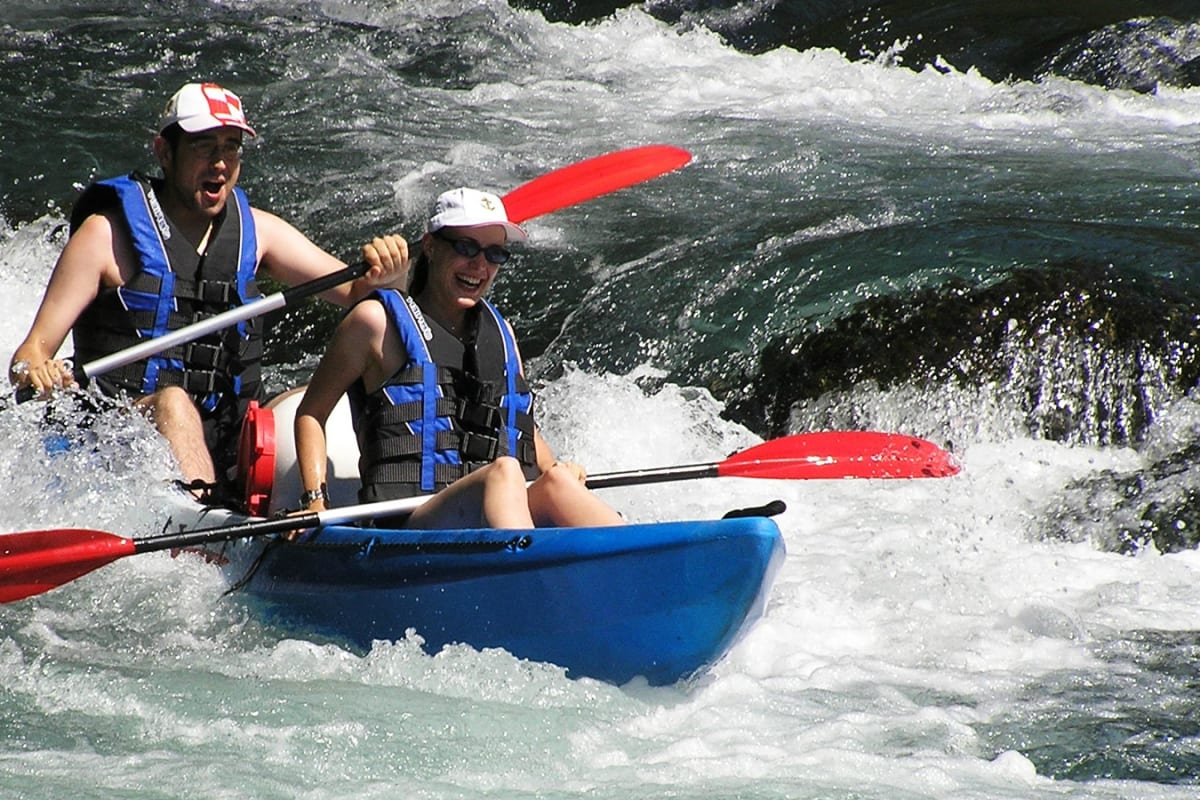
<box><xmin>517</xmin><ymin>0</ymin><xmax>1200</xmax><ymax>89</ymax></box>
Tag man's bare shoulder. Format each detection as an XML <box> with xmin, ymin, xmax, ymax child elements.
<box><xmin>71</xmin><ymin>207</ymin><xmax>120</xmax><ymax>239</ymax></box>
<box><xmin>61</xmin><ymin>209</ymin><xmax>131</xmax><ymax>285</ymax></box>
<box><xmin>248</xmin><ymin>206</ymin><xmax>292</xmax><ymax>237</ymax></box>
<box><xmin>62</xmin><ymin>209</ymin><xmax>120</xmax><ymax>262</ymax></box>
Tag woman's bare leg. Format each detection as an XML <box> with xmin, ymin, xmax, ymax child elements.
<box><xmin>405</xmin><ymin>457</ymin><xmax>535</xmax><ymax>530</ymax></box>
<box><xmin>527</xmin><ymin>462</ymin><xmax>623</xmax><ymax>527</ymax></box>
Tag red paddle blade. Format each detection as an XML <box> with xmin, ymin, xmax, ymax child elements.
<box><xmin>719</xmin><ymin>431</ymin><xmax>960</xmax><ymax>480</ymax></box>
<box><xmin>0</xmin><ymin>529</ymin><xmax>135</xmax><ymax>603</ymax></box>
<box><xmin>502</xmin><ymin>145</ymin><xmax>692</xmax><ymax>223</ymax></box>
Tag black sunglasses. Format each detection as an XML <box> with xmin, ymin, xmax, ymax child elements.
<box><xmin>434</xmin><ymin>232</ymin><xmax>511</xmax><ymax>265</ymax></box>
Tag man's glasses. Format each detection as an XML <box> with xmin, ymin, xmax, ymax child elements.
<box><xmin>434</xmin><ymin>232</ymin><xmax>511</xmax><ymax>265</ymax></box>
<box><xmin>184</xmin><ymin>136</ymin><xmax>244</xmax><ymax>162</ymax></box>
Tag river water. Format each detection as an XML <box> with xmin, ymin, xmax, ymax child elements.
<box><xmin>3</xmin><ymin>1</ymin><xmax>1200</xmax><ymax>797</ymax></box>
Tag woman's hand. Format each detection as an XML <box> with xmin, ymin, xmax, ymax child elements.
<box><xmin>362</xmin><ymin>234</ymin><xmax>410</xmax><ymax>291</ymax></box>
<box><xmin>282</xmin><ymin>506</ymin><xmax>321</xmax><ymax>542</ymax></box>
<box><xmin>549</xmin><ymin>460</ymin><xmax>588</xmax><ymax>484</ymax></box>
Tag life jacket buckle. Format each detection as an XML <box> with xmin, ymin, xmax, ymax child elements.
<box><xmin>196</xmin><ymin>278</ymin><xmax>238</xmax><ymax>305</ymax></box>
<box><xmin>458</xmin><ymin>401</ymin><xmax>501</xmax><ymax>430</ymax></box>
<box><xmin>182</xmin><ymin>341</ymin><xmax>227</xmax><ymax>370</ymax></box>
<box><xmin>459</xmin><ymin>431</ymin><xmax>500</xmax><ymax>461</ymax></box>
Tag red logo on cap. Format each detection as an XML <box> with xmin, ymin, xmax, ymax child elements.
<box><xmin>201</xmin><ymin>83</ymin><xmax>246</xmax><ymax>124</ymax></box>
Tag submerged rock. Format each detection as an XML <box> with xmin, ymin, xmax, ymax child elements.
<box><xmin>1044</xmin><ymin>439</ymin><xmax>1200</xmax><ymax>555</ymax></box>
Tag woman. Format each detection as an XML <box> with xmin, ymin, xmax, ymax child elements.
<box><xmin>293</xmin><ymin>187</ymin><xmax>622</xmax><ymax>530</ymax></box>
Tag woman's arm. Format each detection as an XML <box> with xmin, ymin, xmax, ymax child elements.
<box><xmin>293</xmin><ymin>299</ymin><xmax>390</xmax><ymax>512</ymax></box>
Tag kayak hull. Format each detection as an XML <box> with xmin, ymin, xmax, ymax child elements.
<box><xmin>220</xmin><ymin>516</ymin><xmax>784</xmax><ymax>686</ymax></box>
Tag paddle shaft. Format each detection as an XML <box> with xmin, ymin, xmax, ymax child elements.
<box><xmin>0</xmin><ymin>430</ymin><xmax>956</xmax><ymax>602</ymax></box>
<box><xmin>586</xmin><ymin>464</ymin><xmax>717</xmax><ymax>489</ymax></box>
<box><xmin>71</xmin><ymin>261</ymin><xmax>371</xmax><ymax>384</ymax></box>
<box><xmin>10</xmin><ymin>261</ymin><xmax>370</xmax><ymax>405</ymax></box>
<box><xmin>141</xmin><ymin>496</ymin><xmax>432</xmax><ymax>553</ymax></box>
<box><xmin>141</xmin><ymin>466</ymin><xmax>718</xmax><ymax>552</ymax></box>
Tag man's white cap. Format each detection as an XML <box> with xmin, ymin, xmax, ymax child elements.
<box><xmin>428</xmin><ymin>188</ymin><xmax>527</xmax><ymax>242</ymax></box>
<box><xmin>157</xmin><ymin>82</ymin><xmax>257</xmax><ymax>137</ymax></box>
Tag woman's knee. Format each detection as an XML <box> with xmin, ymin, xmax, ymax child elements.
<box><xmin>534</xmin><ymin>461</ymin><xmax>585</xmax><ymax>497</ymax></box>
<box><xmin>482</xmin><ymin>456</ymin><xmax>527</xmax><ymax>486</ymax></box>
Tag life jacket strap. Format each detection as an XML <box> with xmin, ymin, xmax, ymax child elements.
<box><xmin>369</xmin><ymin>394</ymin><xmax>534</xmax><ymax>439</ymax></box>
<box><xmin>153</xmin><ymin>367</ymin><xmax>227</xmax><ymax>395</ymax></box>
<box><xmin>360</xmin><ymin>429</ymin><xmax>463</xmax><ymax>461</ymax></box>
<box><xmin>369</xmin><ymin>396</ymin><xmax>461</xmax><ymax>426</ymax></box>
<box><xmin>363</xmin><ymin>460</ymin><xmax>467</xmax><ymax>488</ymax></box>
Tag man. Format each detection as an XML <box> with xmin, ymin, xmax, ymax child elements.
<box><xmin>8</xmin><ymin>82</ymin><xmax>407</xmax><ymax>495</ymax></box>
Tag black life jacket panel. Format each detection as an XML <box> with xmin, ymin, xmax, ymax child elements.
<box><xmin>69</xmin><ymin>172</ymin><xmax>264</xmax><ymax>475</ymax></box>
<box><xmin>349</xmin><ymin>289</ymin><xmax>538</xmax><ymax>504</ymax></box>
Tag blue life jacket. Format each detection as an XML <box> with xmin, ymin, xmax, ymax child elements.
<box><xmin>70</xmin><ymin>172</ymin><xmax>264</xmax><ymax>413</ymax></box>
<box><xmin>349</xmin><ymin>289</ymin><xmax>538</xmax><ymax>503</ymax></box>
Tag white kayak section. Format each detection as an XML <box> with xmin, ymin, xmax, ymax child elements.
<box><xmin>258</xmin><ymin>387</ymin><xmax>363</xmax><ymax>515</ymax></box>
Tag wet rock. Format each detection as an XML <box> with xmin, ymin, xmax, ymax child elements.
<box><xmin>727</xmin><ymin>261</ymin><xmax>1200</xmax><ymax>446</ymax></box>
<box><xmin>1044</xmin><ymin>441</ymin><xmax>1200</xmax><ymax>554</ymax></box>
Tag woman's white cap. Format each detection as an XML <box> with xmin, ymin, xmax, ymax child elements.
<box><xmin>428</xmin><ymin>188</ymin><xmax>527</xmax><ymax>242</ymax></box>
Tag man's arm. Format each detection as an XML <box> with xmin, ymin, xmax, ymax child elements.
<box><xmin>9</xmin><ymin>212</ymin><xmax>121</xmax><ymax>393</ymax></box>
<box><xmin>252</xmin><ymin>209</ymin><xmax>409</xmax><ymax>306</ymax></box>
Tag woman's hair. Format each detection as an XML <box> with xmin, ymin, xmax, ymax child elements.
<box><xmin>408</xmin><ymin>249</ymin><xmax>430</xmax><ymax>296</ymax></box>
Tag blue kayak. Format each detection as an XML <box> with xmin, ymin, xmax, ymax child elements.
<box><xmin>222</xmin><ymin>515</ymin><xmax>785</xmax><ymax>686</ymax></box>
